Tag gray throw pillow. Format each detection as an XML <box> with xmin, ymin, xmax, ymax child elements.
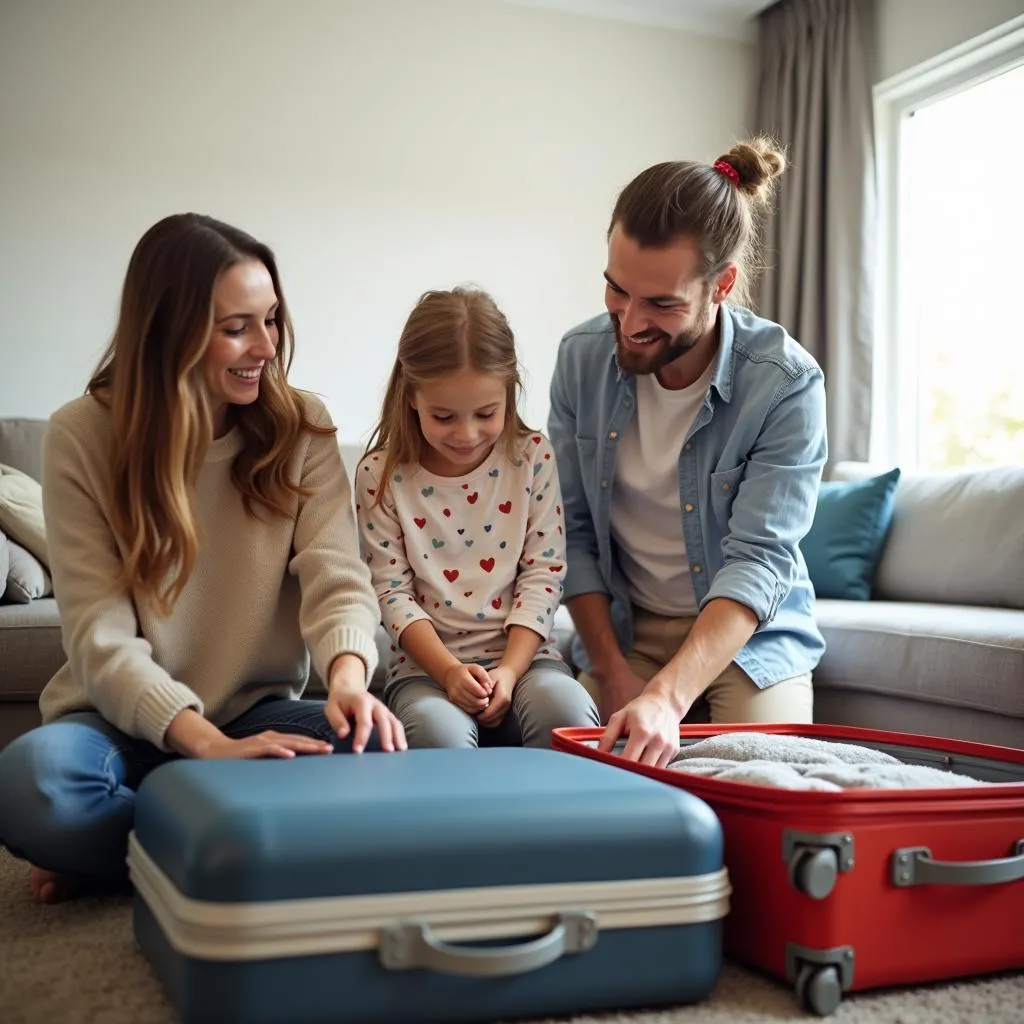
<box><xmin>4</xmin><ymin>538</ymin><xmax>53</xmax><ymax>604</ymax></box>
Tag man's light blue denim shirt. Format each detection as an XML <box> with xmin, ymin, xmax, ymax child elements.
<box><xmin>547</xmin><ymin>305</ymin><xmax>828</xmax><ymax>688</ymax></box>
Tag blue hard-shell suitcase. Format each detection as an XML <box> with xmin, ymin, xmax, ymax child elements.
<box><xmin>129</xmin><ymin>747</ymin><xmax>730</xmax><ymax>1023</ymax></box>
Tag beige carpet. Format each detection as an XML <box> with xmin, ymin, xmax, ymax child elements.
<box><xmin>1</xmin><ymin>849</ymin><xmax>1021</xmax><ymax>1024</ymax></box>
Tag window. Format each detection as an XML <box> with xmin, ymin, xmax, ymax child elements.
<box><xmin>872</xmin><ymin>17</ymin><xmax>1024</xmax><ymax>470</ymax></box>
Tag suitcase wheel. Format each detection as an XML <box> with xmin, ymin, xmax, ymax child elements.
<box><xmin>795</xmin><ymin>963</ymin><xmax>842</xmax><ymax>1017</ymax></box>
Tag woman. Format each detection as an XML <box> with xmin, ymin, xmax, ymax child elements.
<box><xmin>0</xmin><ymin>213</ymin><xmax>405</xmax><ymax>902</ymax></box>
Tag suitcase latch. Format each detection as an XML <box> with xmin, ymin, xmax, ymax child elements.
<box><xmin>782</xmin><ymin>830</ymin><xmax>854</xmax><ymax>900</ymax></box>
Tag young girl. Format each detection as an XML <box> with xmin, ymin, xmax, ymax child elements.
<box><xmin>0</xmin><ymin>213</ymin><xmax>405</xmax><ymax>903</ymax></box>
<box><xmin>357</xmin><ymin>287</ymin><xmax>599</xmax><ymax>748</ymax></box>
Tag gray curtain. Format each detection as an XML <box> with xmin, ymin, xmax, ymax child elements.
<box><xmin>755</xmin><ymin>0</ymin><xmax>877</xmax><ymax>465</ymax></box>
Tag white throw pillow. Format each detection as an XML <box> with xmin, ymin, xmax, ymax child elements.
<box><xmin>0</xmin><ymin>463</ymin><xmax>49</xmax><ymax>569</ymax></box>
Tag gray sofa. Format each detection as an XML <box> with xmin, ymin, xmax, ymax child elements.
<box><xmin>2</xmin><ymin>419</ymin><xmax>1022</xmax><ymax>750</ymax></box>
<box><xmin>808</xmin><ymin>461</ymin><xmax>1024</xmax><ymax>749</ymax></box>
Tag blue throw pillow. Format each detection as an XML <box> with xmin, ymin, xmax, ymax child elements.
<box><xmin>801</xmin><ymin>468</ymin><xmax>901</xmax><ymax>600</ymax></box>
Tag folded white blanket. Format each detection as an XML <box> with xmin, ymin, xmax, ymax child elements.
<box><xmin>668</xmin><ymin>733</ymin><xmax>986</xmax><ymax>791</ymax></box>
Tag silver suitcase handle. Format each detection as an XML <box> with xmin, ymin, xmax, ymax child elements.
<box><xmin>892</xmin><ymin>839</ymin><xmax>1024</xmax><ymax>887</ymax></box>
<box><xmin>379</xmin><ymin>911</ymin><xmax>598</xmax><ymax>976</ymax></box>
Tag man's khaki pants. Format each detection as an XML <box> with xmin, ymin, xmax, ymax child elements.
<box><xmin>578</xmin><ymin>607</ymin><xmax>813</xmax><ymax>724</ymax></box>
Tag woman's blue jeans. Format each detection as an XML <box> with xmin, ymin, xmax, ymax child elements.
<box><xmin>0</xmin><ymin>698</ymin><xmax>374</xmax><ymax>885</ymax></box>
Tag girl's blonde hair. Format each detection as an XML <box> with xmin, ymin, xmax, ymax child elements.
<box><xmin>363</xmin><ymin>287</ymin><xmax>531</xmax><ymax>506</ymax></box>
<box><xmin>87</xmin><ymin>212</ymin><xmax>333</xmax><ymax>615</ymax></box>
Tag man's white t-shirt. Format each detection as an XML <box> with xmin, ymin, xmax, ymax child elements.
<box><xmin>609</xmin><ymin>363</ymin><xmax>714</xmax><ymax>617</ymax></box>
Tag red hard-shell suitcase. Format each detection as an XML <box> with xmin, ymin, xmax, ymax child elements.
<box><xmin>553</xmin><ymin>723</ymin><xmax>1024</xmax><ymax>1016</ymax></box>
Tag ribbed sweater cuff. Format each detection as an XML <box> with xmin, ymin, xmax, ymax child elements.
<box><xmin>134</xmin><ymin>680</ymin><xmax>205</xmax><ymax>751</ymax></box>
<box><xmin>315</xmin><ymin>627</ymin><xmax>381</xmax><ymax>691</ymax></box>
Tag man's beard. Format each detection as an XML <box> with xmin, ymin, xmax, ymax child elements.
<box><xmin>613</xmin><ymin>301</ymin><xmax>714</xmax><ymax>377</ymax></box>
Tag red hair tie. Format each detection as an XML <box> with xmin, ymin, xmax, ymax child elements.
<box><xmin>713</xmin><ymin>160</ymin><xmax>740</xmax><ymax>186</ymax></box>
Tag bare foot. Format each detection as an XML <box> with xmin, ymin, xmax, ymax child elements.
<box><xmin>28</xmin><ymin>865</ymin><xmax>78</xmax><ymax>904</ymax></box>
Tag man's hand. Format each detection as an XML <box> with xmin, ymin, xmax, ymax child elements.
<box><xmin>326</xmin><ymin>654</ymin><xmax>407</xmax><ymax>753</ymax></box>
<box><xmin>591</xmin><ymin>662</ymin><xmax>649</xmax><ymax>722</ymax></box>
<box><xmin>597</xmin><ymin>689</ymin><xmax>687</xmax><ymax>768</ymax></box>
<box><xmin>443</xmin><ymin>662</ymin><xmax>493</xmax><ymax>715</ymax></box>
<box><xmin>478</xmin><ymin>665</ymin><xmax>515</xmax><ymax>728</ymax></box>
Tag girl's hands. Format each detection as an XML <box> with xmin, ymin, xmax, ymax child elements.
<box><xmin>443</xmin><ymin>662</ymin><xmax>493</xmax><ymax>714</ymax></box>
<box><xmin>477</xmin><ymin>665</ymin><xmax>515</xmax><ymax>727</ymax></box>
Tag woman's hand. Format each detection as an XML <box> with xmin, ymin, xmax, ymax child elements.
<box><xmin>165</xmin><ymin>708</ymin><xmax>334</xmax><ymax>759</ymax></box>
<box><xmin>201</xmin><ymin>732</ymin><xmax>335</xmax><ymax>759</ymax></box>
<box><xmin>326</xmin><ymin>654</ymin><xmax>408</xmax><ymax>753</ymax></box>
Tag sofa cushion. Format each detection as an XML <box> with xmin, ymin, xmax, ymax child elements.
<box><xmin>831</xmin><ymin>462</ymin><xmax>1024</xmax><ymax>609</ymax></box>
<box><xmin>0</xmin><ymin>597</ymin><xmax>65</xmax><ymax>700</ymax></box>
<box><xmin>0</xmin><ymin>531</ymin><xmax>8</xmax><ymax>602</ymax></box>
<box><xmin>802</xmin><ymin>468</ymin><xmax>900</xmax><ymax>600</ymax></box>
<box><xmin>0</xmin><ymin>419</ymin><xmax>48</xmax><ymax>484</ymax></box>
<box><xmin>813</xmin><ymin>598</ymin><xmax>1024</xmax><ymax>720</ymax></box>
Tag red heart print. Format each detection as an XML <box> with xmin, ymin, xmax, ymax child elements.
<box><xmin>491</xmin><ymin>597</ymin><xmax>502</xmax><ymax>610</ymax></box>
<box><xmin>549</xmin><ymin>565</ymin><xmax>563</xmax><ymax>572</ymax></box>
<box><xmin>526</xmin><ymin>559</ymin><xmax>534</xmax><ymax>565</ymax></box>
<box><xmin>462</xmin><ymin>483</ymin><xmax>469</xmax><ymax>489</ymax></box>
<box><xmin>499</xmin><ymin>501</ymin><xmax>512</xmax><ymax>514</ymax></box>
<box><xmin>544</xmin><ymin>453</ymin><xmax>551</xmax><ymax>460</ymax></box>
<box><xmin>390</xmin><ymin>558</ymin><xmax>397</xmax><ymax>565</ymax></box>
<box><xmin>480</xmin><ymin>558</ymin><xmax>495</xmax><ymax>572</ymax></box>
<box><xmin>414</xmin><ymin>517</ymin><xmax>426</xmax><ymax>529</ymax></box>
<box><xmin>368</xmin><ymin>488</ymin><xmax>376</xmax><ymax>496</ymax></box>
<box><xmin>463</xmin><ymin>591</ymin><xmax>473</xmax><ymax>597</ymax></box>
<box><xmin>516</xmin><ymin>600</ymin><xmax>523</xmax><ymax>609</ymax></box>
<box><xmin>467</xmin><ymin>492</ymin><xmax>478</xmax><ymax>504</ymax></box>
<box><xmin>443</xmin><ymin>508</ymin><xmax>451</xmax><ymax>517</ymax></box>
<box><xmin>545</xmin><ymin>586</ymin><xmax>553</xmax><ymax>593</ymax></box>
<box><xmin>531</xmin><ymin>436</ymin><xmax>542</xmax><ymax>445</ymax></box>
<box><xmin>443</xmin><ymin>569</ymin><xmax>459</xmax><ymax>582</ymax></box>
<box><xmin>556</xmin><ymin>505</ymin><xmax>561</xmax><ymax>515</ymax></box>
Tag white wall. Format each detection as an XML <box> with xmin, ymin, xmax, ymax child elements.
<box><xmin>876</xmin><ymin>0</ymin><xmax>1024</xmax><ymax>81</ymax></box>
<box><xmin>0</xmin><ymin>0</ymin><xmax>755</xmax><ymax>444</ymax></box>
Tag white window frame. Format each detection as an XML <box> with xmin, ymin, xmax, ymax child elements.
<box><xmin>870</xmin><ymin>15</ymin><xmax>1024</xmax><ymax>467</ymax></box>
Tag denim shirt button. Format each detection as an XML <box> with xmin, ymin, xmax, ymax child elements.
<box><xmin>600</xmin><ymin>479</ymin><xmax>609</xmax><ymax>489</ymax></box>
<box><xmin>691</xmin><ymin>564</ymin><xmax>701</xmax><ymax>574</ymax></box>
<box><xmin>722</xmin><ymin>483</ymin><xmax>731</xmax><ymax>492</ymax></box>
<box><xmin>684</xmin><ymin>442</ymin><xmax>693</xmax><ymax>451</ymax></box>
<box><xmin>685</xmin><ymin>503</ymin><xmax>694</xmax><ymax>512</ymax></box>
<box><xmin>608</xmin><ymin>430</ymin><xmax>618</xmax><ymax>440</ymax></box>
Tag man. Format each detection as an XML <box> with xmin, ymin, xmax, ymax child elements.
<box><xmin>548</xmin><ymin>137</ymin><xmax>827</xmax><ymax>768</ymax></box>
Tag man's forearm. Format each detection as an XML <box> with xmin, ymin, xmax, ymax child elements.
<box><xmin>566</xmin><ymin>592</ymin><xmax>628</xmax><ymax>677</ymax></box>
<box><xmin>647</xmin><ymin>597</ymin><xmax>758</xmax><ymax>715</ymax></box>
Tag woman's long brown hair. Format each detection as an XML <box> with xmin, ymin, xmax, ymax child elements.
<box><xmin>88</xmin><ymin>213</ymin><xmax>332</xmax><ymax>615</ymax></box>
<box><xmin>363</xmin><ymin>287</ymin><xmax>532</xmax><ymax>509</ymax></box>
